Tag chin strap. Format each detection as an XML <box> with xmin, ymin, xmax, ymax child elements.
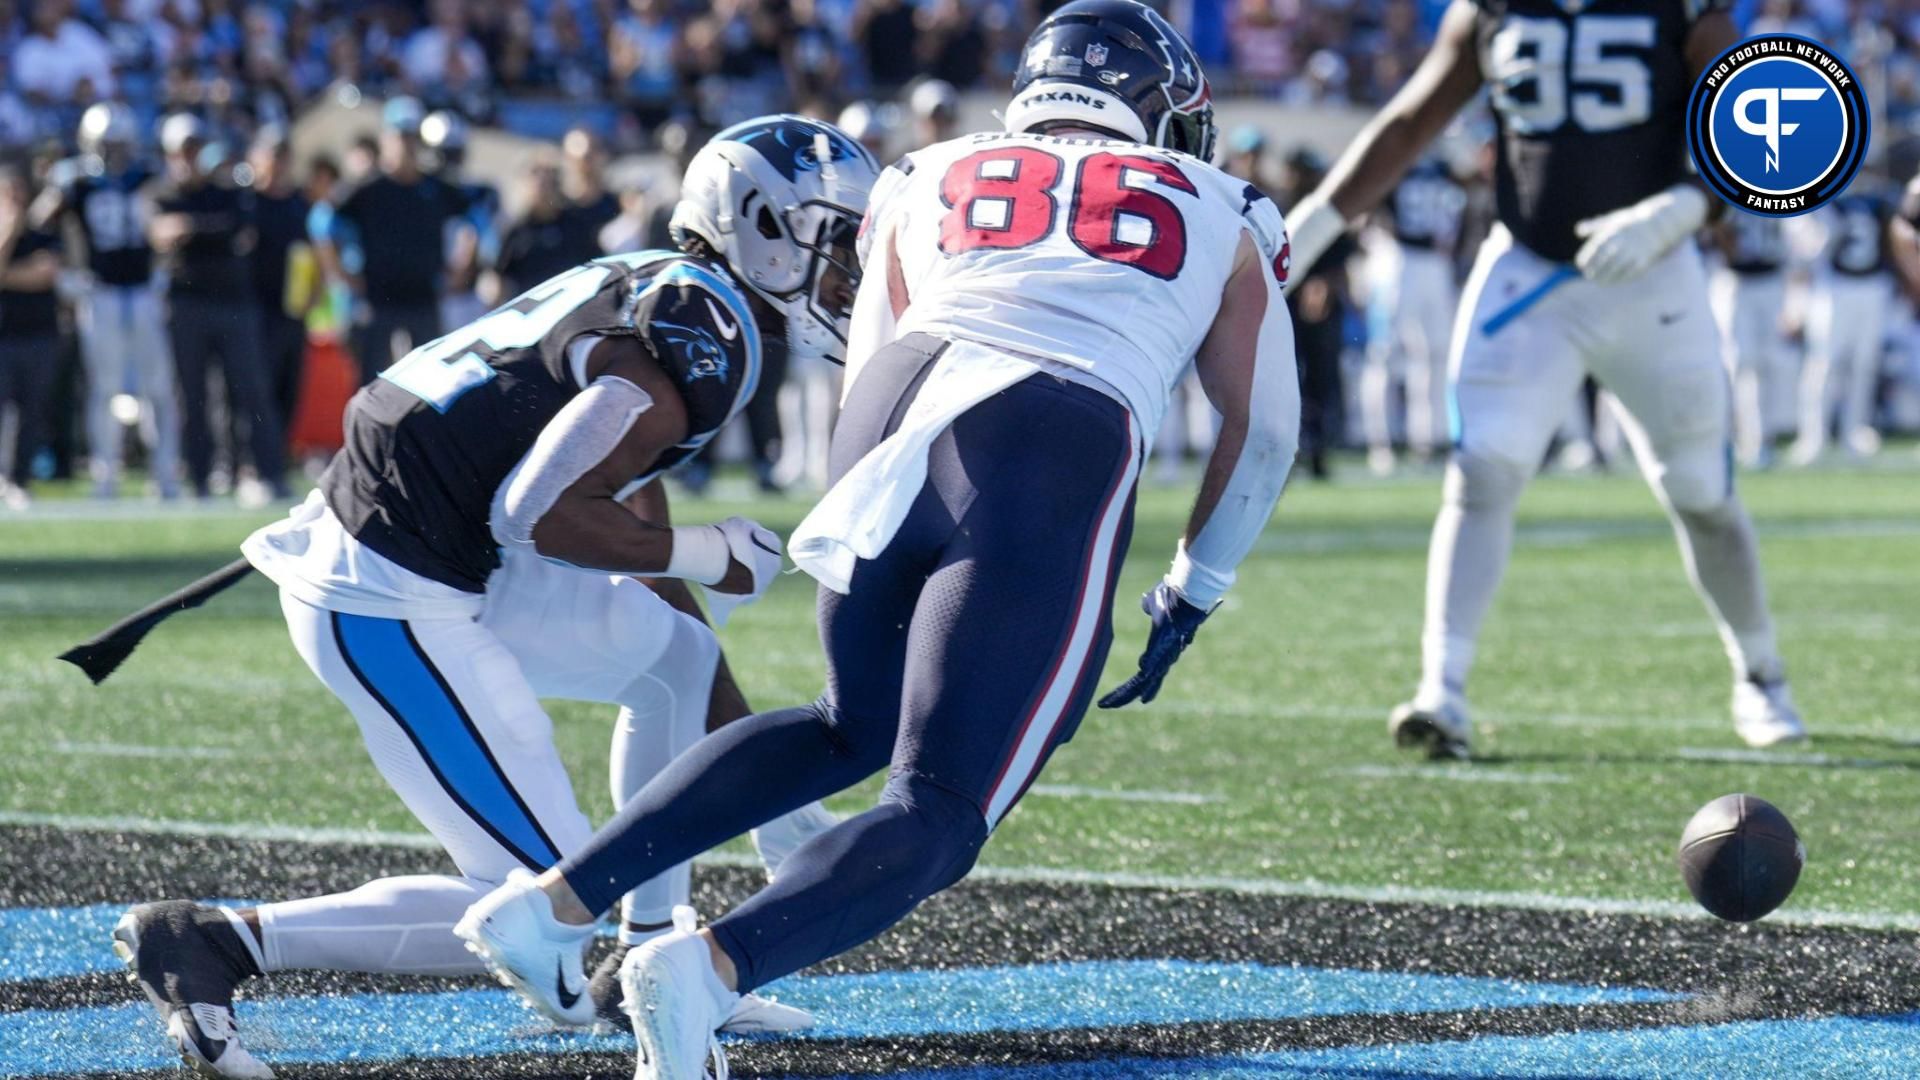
<box><xmin>1279</xmin><ymin>194</ymin><xmax>1348</xmax><ymax>296</ymax></box>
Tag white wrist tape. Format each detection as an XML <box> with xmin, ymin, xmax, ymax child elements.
<box><xmin>664</xmin><ymin>524</ymin><xmax>731</xmax><ymax>586</ymax></box>
<box><xmin>1168</xmin><ymin>539</ymin><xmax>1234</xmax><ymax>610</ymax></box>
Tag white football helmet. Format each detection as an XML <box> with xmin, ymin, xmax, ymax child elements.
<box><xmin>77</xmin><ymin>103</ymin><xmax>137</xmax><ymax>158</ymax></box>
<box><xmin>670</xmin><ymin>115</ymin><xmax>878</xmax><ymax>361</ymax></box>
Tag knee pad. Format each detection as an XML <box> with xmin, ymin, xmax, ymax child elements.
<box><xmin>877</xmin><ymin>772</ymin><xmax>988</xmax><ymax>894</ymax></box>
<box><xmin>1447</xmin><ymin>448</ymin><xmax>1529</xmax><ymax>512</ymax></box>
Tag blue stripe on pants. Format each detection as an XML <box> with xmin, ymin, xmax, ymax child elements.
<box><xmin>330</xmin><ymin>612</ymin><xmax>561</xmax><ymax>870</ymax></box>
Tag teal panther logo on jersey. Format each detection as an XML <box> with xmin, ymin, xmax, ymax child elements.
<box><xmin>1688</xmin><ymin>33</ymin><xmax>1868</xmax><ymax>217</ymax></box>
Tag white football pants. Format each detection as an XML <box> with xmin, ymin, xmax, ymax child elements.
<box><xmin>1363</xmin><ymin>246</ymin><xmax>1455</xmax><ymax>457</ymax></box>
<box><xmin>1708</xmin><ymin>268</ymin><xmax>1791</xmax><ymax>465</ymax></box>
<box><xmin>1418</xmin><ymin>226</ymin><xmax>1781</xmax><ymax>702</ymax></box>
<box><xmin>255</xmin><ymin>548</ymin><xmax>713</xmax><ymax>975</ymax></box>
<box><xmin>1798</xmin><ymin>275</ymin><xmax>1889</xmax><ymax>454</ymax></box>
<box><xmin>78</xmin><ymin>284</ymin><xmax>179</xmax><ymax>491</ymax></box>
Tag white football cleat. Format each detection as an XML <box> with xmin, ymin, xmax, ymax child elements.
<box><xmin>591</xmin><ymin>941</ymin><xmax>815</xmax><ymax>1035</ymax></box>
<box><xmin>751</xmin><ymin>801</ymin><xmax>840</xmax><ymax>881</ymax></box>
<box><xmin>112</xmin><ymin>902</ymin><xmax>273</xmax><ymax>1079</ymax></box>
<box><xmin>454</xmin><ymin>869</ymin><xmax>597</xmax><ymax>1027</ymax></box>
<box><xmin>1389</xmin><ymin>688</ymin><xmax>1473</xmax><ymax>760</ymax></box>
<box><xmin>1734</xmin><ymin>673</ymin><xmax>1806</xmax><ymax>748</ymax></box>
<box><xmin>620</xmin><ymin>909</ymin><xmax>736</xmax><ymax>1080</ymax></box>
<box><xmin>720</xmin><ymin>991</ymin><xmax>815</xmax><ymax>1034</ymax></box>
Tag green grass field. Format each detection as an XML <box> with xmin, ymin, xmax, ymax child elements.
<box><xmin>3</xmin><ymin>459</ymin><xmax>1918</xmax><ymax>920</ymax></box>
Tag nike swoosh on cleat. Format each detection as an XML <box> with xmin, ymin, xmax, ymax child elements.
<box><xmin>704</xmin><ymin>298</ymin><xmax>739</xmax><ymax>342</ymax></box>
<box><xmin>555</xmin><ymin>959</ymin><xmax>582</xmax><ymax>1011</ymax></box>
<box><xmin>752</xmin><ymin>535</ymin><xmax>779</xmax><ymax>556</ymax></box>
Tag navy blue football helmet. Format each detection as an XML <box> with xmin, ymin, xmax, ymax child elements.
<box><xmin>1005</xmin><ymin>0</ymin><xmax>1216</xmax><ymax>162</ymax></box>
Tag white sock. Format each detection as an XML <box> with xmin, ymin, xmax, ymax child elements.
<box><xmin>608</xmin><ymin>621</ymin><xmax>711</xmax><ymax>943</ymax></box>
<box><xmin>255</xmin><ymin>875</ymin><xmax>491</xmax><ymax>976</ymax></box>
<box><xmin>1669</xmin><ymin>498</ymin><xmax>1782</xmax><ymax>680</ymax></box>
<box><xmin>1419</xmin><ymin>454</ymin><xmax>1525</xmax><ymax>700</ymax></box>
<box><xmin>218</xmin><ymin>906</ymin><xmax>267</xmax><ymax>974</ymax></box>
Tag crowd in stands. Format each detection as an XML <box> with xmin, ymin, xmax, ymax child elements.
<box><xmin>1</xmin><ymin>0</ymin><xmax>1918</xmax><ymax>509</ymax></box>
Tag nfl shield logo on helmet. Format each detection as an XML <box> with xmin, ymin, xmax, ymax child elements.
<box><xmin>1085</xmin><ymin>43</ymin><xmax>1108</xmax><ymax>67</ymax></box>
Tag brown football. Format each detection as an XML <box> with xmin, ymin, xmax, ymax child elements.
<box><xmin>1678</xmin><ymin>793</ymin><xmax>1804</xmax><ymax>922</ymax></box>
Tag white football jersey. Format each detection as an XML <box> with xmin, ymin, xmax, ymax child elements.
<box><xmin>856</xmin><ymin>131</ymin><xmax>1289</xmax><ymax>437</ymax></box>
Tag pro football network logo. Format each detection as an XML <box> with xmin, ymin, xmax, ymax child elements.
<box><xmin>1687</xmin><ymin>34</ymin><xmax>1868</xmax><ymax>217</ymax></box>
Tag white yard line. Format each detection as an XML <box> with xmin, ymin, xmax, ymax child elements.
<box><xmin>5</xmin><ymin>808</ymin><xmax>1918</xmax><ymax>932</ymax></box>
<box><xmin>1025</xmin><ymin>784</ymin><xmax>1225</xmax><ymax>805</ymax></box>
<box><xmin>1676</xmin><ymin>747</ymin><xmax>1911</xmax><ymax>770</ymax></box>
<box><xmin>49</xmin><ymin>741</ymin><xmax>246</xmax><ymax>761</ymax></box>
<box><xmin>1334</xmin><ymin>764</ymin><xmax>1572</xmax><ymax>785</ymax></box>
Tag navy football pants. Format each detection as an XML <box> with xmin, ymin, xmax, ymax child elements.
<box><xmin>559</xmin><ymin>335</ymin><xmax>1141</xmax><ymax>990</ymax></box>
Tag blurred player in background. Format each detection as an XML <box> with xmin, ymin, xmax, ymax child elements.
<box><xmin>244</xmin><ymin>126</ymin><xmax>316</xmax><ymax>445</ymax></box>
<box><xmin>457</xmin><ymin>7</ymin><xmax>1298</xmax><ymax>1075</ymax></box>
<box><xmin>1362</xmin><ymin>156</ymin><xmax>1463</xmax><ymax>475</ymax></box>
<box><xmin>110</xmin><ymin>116</ymin><xmax>866</xmax><ymax>1079</ymax></box>
<box><xmin>1792</xmin><ymin>186</ymin><xmax>1892</xmax><ymax>465</ymax></box>
<box><xmin>421</xmin><ymin>108</ymin><xmax>498</xmax><ymax>333</ymax></box>
<box><xmin>1708</xmin><ymin>213</ymin><xmax>1790</xmax><ymax>468</ymax></box>
<box><xmin>1284</xmin><ymin>0</ymin><xmax>1805</xmax><ymax>755</ymax></box>
<box><xmin>1282</xmin><ymin>145</ymin><xmax>1353</xmax><ymax>481</ymax></box>
<box><xmin>35</xmin><ymin>102</ymin><xmax>180</xmax><ymax>499</ymax></box>
<box><xmin>148</xmin><ymin>113</ymin><xmax>289</xmax><ymax>504</ymax></box>
<box><xmin>0</xmin><ymin>166</ymin><xmax>63</xmax><ymax>508</ymax></box>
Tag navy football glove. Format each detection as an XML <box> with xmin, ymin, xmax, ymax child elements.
<box><xmin>1098</xmin><ymin>581</ymin><xmax>1214</xmax><ymax>709</ymax></box>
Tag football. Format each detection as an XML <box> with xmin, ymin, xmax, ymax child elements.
<box><xmin>1678</xmin><ymin>793</ymin><xmax>1806</xmax><ymax>922</ymax></box>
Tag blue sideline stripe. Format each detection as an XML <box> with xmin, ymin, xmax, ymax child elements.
<box><xmin>332</xmin><ymin>613</ymin><xmax>560</xmax><ymax>869</ymax></box>
<box><xmin>791</xmin><ymin>1013</ymin><xmax>1920</xmax><ymax>1080</ymax></box>
<box><xmin>0</xmin><ymin>959</ymin><xmax>1679</xmax><ymax>1076</ymax></box>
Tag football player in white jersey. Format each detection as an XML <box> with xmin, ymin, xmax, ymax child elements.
<box><xmin>1283</xmin><ymin>0</ymin><xmax>1804</xmax><ymax>755</ymax></box>
<box><xmin>455</xmin><ymin>4</ymin><xmax>1299</xmax><ymax>1075</ymax></box>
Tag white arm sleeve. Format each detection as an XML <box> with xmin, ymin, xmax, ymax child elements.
<box><xmin>1171</xmin><ymin>212</ymin><xmax>1301</xmax><ymax>608</ymax></box>
<box><xmin>492</xmin><ymin>374</ymin><xmax>654</xmax><ymax>550</ymax></box>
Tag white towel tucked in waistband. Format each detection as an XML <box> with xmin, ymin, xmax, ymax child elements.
<box><xmin>789</xmin><ymin>339</ymin><xmax>1041</xmax><ymax>593</ymax></box>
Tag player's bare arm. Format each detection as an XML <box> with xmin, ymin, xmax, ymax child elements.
<box><xmin>1101</xmin><ymin>226</ymin><xmax>1300</xmax><ymax>709</ymax></box>
<box><xmin>621</xmin><ymin>477</ymin><xmax>758</xmax><ymax>731</ymax></box>
<box><xmin>514</xmin><ymin>336</ymin><xmax>757</xmax><ymax>592</ymax></box>
<box><xmin>1285</xmin><ymin>0</ymin><xmax>1484</xmax><ymax>283</ymax></box>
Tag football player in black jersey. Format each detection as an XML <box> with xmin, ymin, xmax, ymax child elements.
<box><xmin>1791</xmin><ymin>186</ymin><xmax>1893</xmax><ymax>465</ymax></box>
<box><xmin>1283</xmin><ymin>0</ymin><xmax>1804</xmax><ymax>756</ymax></box>
<box><xmin>33</xmin><ymin>102</ymin><xmax>181</xmax><ymax>500</ymax></box>
<box><xmin>109</xmin><ymin>117</ymin><xmax>876</xmax><ymax>1079</ymax></box>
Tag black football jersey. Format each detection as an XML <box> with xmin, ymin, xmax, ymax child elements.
<box><xmin>1388</xmin><ymin>160</ymin><xmax>1466</xmax><ymax>249</ymax></box>
<box><xmin>49</xmin><ymin>158</ymin><xmax>156</xmax><ymax>286</ymax></box>
<box><xmin>1824</xmin><ymin>194</ymin><xmax>1888</xmax><ymax>277</ymax></box>
<box><xmin>323</xmin><ymin>251</ymin><xmax>763</xmax><ymax>592</ymax></box>
<box><xmin>1474</xmin><ymin>0</ymin><xmax>1723</xmax><ymax>262</ymax></box>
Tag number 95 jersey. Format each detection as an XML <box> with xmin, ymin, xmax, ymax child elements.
<box><xmin>864</xmin><ymin>131</ymin><xmax>1288</xmax><ymax>437</ymax></box>
<box><xmin>1476</xmin><ymin>0</ymin><xmax>1725</xmax><ymax>262</ymax></box>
